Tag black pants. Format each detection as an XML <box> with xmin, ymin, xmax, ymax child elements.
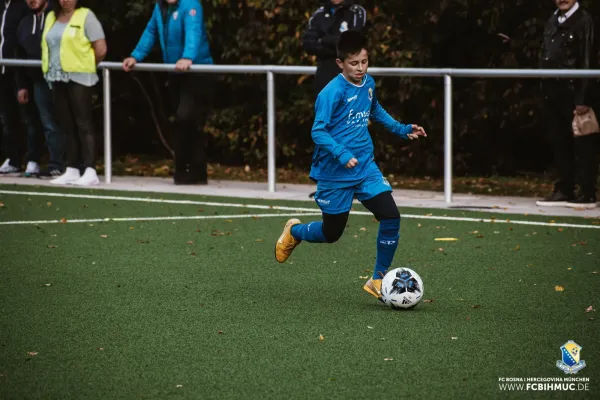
<box><xmin>313</xmin><ymin>59</ymin><xmax>340</xmax><ymax>98</ymax></box>
<box><xmin>543</xmin><ymin>82</ymin><xmax>600</xmax><ymax>197</ymax></box>
<box><xmin>168</xmin><ymin>74</ymin><xmax>212</xmax><ymax>183</ymax></box>
<box><xmin>320</xmin><ymin>192</ymin><xmax>400</xmax><ymax>243</ymax></box>
<box><xmin>52</xmin><ymin>81</ymin><xmax>96</xmax><ymax>170</ymax></box>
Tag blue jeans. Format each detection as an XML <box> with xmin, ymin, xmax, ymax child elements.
<box><xmin>33</xmin><ymin>80</ymin><xmax>64</xmax><ymax>170</ymax></box>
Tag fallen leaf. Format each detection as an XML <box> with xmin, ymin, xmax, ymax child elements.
<box><xmin>187</xmin><ymin>241</ymin><xmax>194</xmax><ymax>245</ymax></box>
<box><xmin>367</xmin><ymin>326</ymin><xmax>374</xmax><ymax>329</ymax></box>
<box><xmin>190</xmin><ymin>252</ymin><xmax>197</xmax><ymax>256</ymax></box>
<box><xmin>218</xmin><ymin>330</ymin><xmax>224</xmax><ymax>334</ymax></box>
<box><xmin>526</xmin><ymin>264</ymin><xmax>534</xmax><ymax>267</ymax></box>
<box><xmin>359</xmin><ymin>275</ymin><xmax>369</xmax><ymax>279</ymax></box>
<box><xmin>438</xmin><ymin>248</ymin><xmax>444</xmax><ymax>252</ymax></box>
<box><xmin>557</xmin><ymin>228</ymin><xmax>564</xmax><ymax>232</ymax></box>
<box><xmin>417</xmin><ymin>223</ymin><xmax>423</xmax><ymax>228</ymax></box>
<box><xmin>589</xmin><ymin>318</ymin><xmax>595</xmax><ymax>321</ymax></box>
<box><xmin>592</xmin><ymin>272</ymin><xmax>598</xmax><ymax>274</ymax></box>
<box><xmin>46</xmin><ymin>202</ymin><xmax>51</xmax><ymax>207</ymax></box>
<box><xmin>423</xmin><ymin>299</ymin><xmax>434</xmax><ymax>303</ymax></box>
<box><xmin>97</xmin><ymin>347</ymin><xmax>104</xmax><ymax>351</ymax></box>
<box><xmin>514</xmin><ymin>244</ymin><xmax>520</xmax><ymax>251</ymax></box>
<box><xmin>585</xmin><ymin>306</ymin><xmax>594</xmax><ymax>313</ymax></box>
<box><xmin>129</xmin><ymin>227</ymin><xmax>134</xmax><ymax>230</ymax></box>
<box><xmin>471</xmin><ymin>304</ymin><xmax>481</xmax><ymax>309</ymax></box>
<box><xmin>225</xmin><ymin>219</ymin><xmax>233</xmax><ymax>223</ymax></box>
<box><xmin>451</xmin><ymin>337</ymin><xmax>458</xmax><ymax>340</ymax></box>
<box><xmin>100</xmin><ymin>235</ymin><xmax>108</xmax><ymax>238</ymax></box>
<box><xmin>319</xmin><ymin>334</ymin><xmax>325</xmax><ymax>342</ymax></box>
<box><xmin>42</xmin><ymin>283</ymin><xmax>52</xmax><ymax>287</ymax></box>
<box><xmin>27</xmin><ymin>352</ymin><xmax>38</xmax><ymax>357</ymax></box>
<box><xmin>60</xmin><ymin>218</ymin><xmax>67</xmax><ymax>224</ymax></box>
<box><xmin>567</xmin><ymin>268</ymin><xmax>572</xmax><ymax>271</ymax></box>
<box><xmin>435</xmin><ymin>238</ymin><xmax>458</xmax><ymax>241</ymax></box>
<box><xmin>383</xmin><ymin>358</ymin><xmax>394</xmax><ymax>361</ymax></box>
<box><xmin>255</xmin><ymin>239</ymin><xmax>264</xmax><ymax>242</ymax></box>
<box><xmin>176</xmin><ymin>384</ymin><xmax>183</xmax><ymax>388</ymax></box>
<box><xmin>360</xmin><ymin>227</ymin><xmax>367</xmax><ymax>231</ymax></box>
<box><xmin>555</xmin><ymin>285</ymin><xmax>565</xmax><ymax>292</ymax></box>
<box><xmin>465</xmin><ymin>316</ymin><xmax>471</xmax><ymax>321</ymax></box>
<box><xmin>47</xmin><ymin>245</ymin><xmax>57</xmax><ymax>249</ymax></box>
<box><xmin>195</xmin><ymin>229</ymin><xmax>201</xmax><ymax>232</ymax></box>
<box><xmin>580</xmin><ymin>241</ymin><xmax>587</xmax><ymax>245</ymax></box>
<box><xmin>136</xmin><ymin>240</ymin><xmax>149</xmax><ymax>244</ymax></box>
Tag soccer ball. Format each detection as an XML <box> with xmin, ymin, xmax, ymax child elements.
<box><xmin>381</xmin><ymin>268</ymin><xmax>424</xmax><ymax>309</ymax></box>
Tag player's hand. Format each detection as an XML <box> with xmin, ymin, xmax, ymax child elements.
<box><xmin>17</xmin><ymin>89</ymin><xmax>28</xmax><ymax>105</ymax></box>
<box><xmin>345</xmin><ymin>158</ymin><xmax>358</xmax><ymax>169</ymax></box>
<box><xmin>175</xmin><ymin>58</ymin><xmax>193</xmax><ymax>72</ymax></box>
<box><xmin>575</xmin><ymin>105</ymin><xmax>590</xmax><ymax>115</ymax></box>
<box><xmin>407</xmin><ymin>125</ymin><xmax>427</xmax><ymax>140</ymax></box>
<box><xmin>122</xmin><ymin>57</ymin><xmax>136</xmax><ymax>72</ymax></box>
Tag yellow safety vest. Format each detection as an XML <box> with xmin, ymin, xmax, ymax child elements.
<box><xmin>41</xmin><ymin>8</ymin><xmax>96</xmax><ymax>74</ymax></box>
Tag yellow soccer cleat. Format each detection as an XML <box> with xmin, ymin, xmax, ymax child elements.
<box><xmin>275</xmin><ymin>218</ymin><xmax>302</xmax><ymax>263</ymax></box>
<box><xmin>363</xmin><ymin>277</ymin><xmax>383</xmax><ymax>300</ymax></box>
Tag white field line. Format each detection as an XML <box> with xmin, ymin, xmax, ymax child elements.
<box><xmin>0</xmin><ymin>189</ymin><xmax>598</xmax><ymax>229</ymax></box>
<box><xmin>0</xmin><ymin>213</ymin><xmax>323</xmax><ymax>226</ymax></box>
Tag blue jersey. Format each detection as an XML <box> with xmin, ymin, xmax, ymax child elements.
<box><xmin>309</xmin><ymin>74</ymin><xmax>413</xmax><ymax>182</ymax></box>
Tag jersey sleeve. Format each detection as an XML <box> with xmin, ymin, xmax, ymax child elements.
<box><xmin>369</xmin><ymin>87</ymin><xmax>413</xmax><ymax>139</ymax></box>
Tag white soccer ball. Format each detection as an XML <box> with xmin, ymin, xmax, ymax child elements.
<box><xmin>381</xmin><ymin>267</ymin><xmax>424</xmax><ymax>309</ymax></box>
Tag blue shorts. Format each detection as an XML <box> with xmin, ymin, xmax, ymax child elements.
<box><xmin>314</xmin><ymin>166</ymin><xmax>392</xmax><ymax>214</ymax></box>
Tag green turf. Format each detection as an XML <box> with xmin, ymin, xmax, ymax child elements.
<box><xmin>0</xmin><ymin>185</ymin><xmax>598</xmax><ymax>399</ymax></box>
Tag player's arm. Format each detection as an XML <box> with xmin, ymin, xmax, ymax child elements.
<box><xmin>311</xmin><ymin>91</ymin><xmax>356</xmax><ymax>166</ymax></box>
<box><xmin>370</xmin><ymin>94</ymin><xmax>427</xmax><ymax>140</ymax></box>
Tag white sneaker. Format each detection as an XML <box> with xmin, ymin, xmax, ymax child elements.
<box><xmin>24</xmin><ymin>161</ymin><xmax>41</xmax><ymax>177</ymax></box>
<box><xmin>50</xmin><ymin>167</ymin><xmax>81</xmax><ymax>185</ymax></box>
<box><xmin>0</xmin><ymin>158</ymin><xmax>21</xmax><ymax>176</ymax></box>
<box><xmin>73</xmin><ymin>167</ymin><xmax>99</xmax><ymax>186</ymax></box>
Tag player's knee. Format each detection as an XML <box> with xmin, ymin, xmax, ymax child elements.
<box><xmin>379</xmin><ymin>208</ymin><xmax>401</xmax><ymax>222</ymax></box>
<box><xmin>322</xmin><ymin>222</ymin><xmax>345</xmax><ymax>243</ymax></box>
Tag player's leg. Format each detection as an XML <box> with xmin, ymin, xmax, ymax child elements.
<box><xmin>274</xmin><ymin>184</ymin><xmax>353</xmax><ymax>263</ymax></box>
<box><xmin>355</xmin><ymin>170</ymin><xmax>400</xmax><ymax>299</ymax></box>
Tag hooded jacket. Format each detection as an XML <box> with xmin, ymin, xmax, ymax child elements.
<box><xmin>302</xmin><ymin>0</ymin><xmax>367</xmax><ymax>61</ymax></box>
<box><xmin>131</xmin><ymin>0</ymin><xmax>213</xmax><ymax>65</ymax></box>
<box><xmin>0</xmin><ymin>0</ymin><xmax>30</xmax><ymax>75</ymax></box>
<box><xmin>15</xmin><ymin>0</ymin><xmax>55</xmax><ymax>88</ymax></box>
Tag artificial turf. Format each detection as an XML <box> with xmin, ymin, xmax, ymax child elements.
<box><xmin>0</xmin><ymin>185</ymin><xmax>598</xmax><ymax>399</ymax></box>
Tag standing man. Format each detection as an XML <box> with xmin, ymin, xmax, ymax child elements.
<box><xmin>122</xmin><ymin>0</ymin><xmax>214</xmax><ymax>185</ymax></box>
<box><xmin>16</xmin><ymin>0</ymin><xmax>64</xmax><ymax>178</ymax></box>
<box><xmin>536</xmin><ymin>0</ymin><xmax>598</xmax><ymax>209</ymax></box>
<box><xmin>303</xmin><ymin>0</ymin><xmax>367</xmax><ymax>98</ymax></box>
<box><xmin>0</xmin><ymin>0</ymin><xmax>39</xmax><ymax>176</ymax></box>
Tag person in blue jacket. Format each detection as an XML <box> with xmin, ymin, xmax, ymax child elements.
<box><xmin>274</xmin><ymin>30</ymin><xmax>427</xmax><ymax>303</ymax></box>
<box><xmin>123</xmin><ymin>0</ymin><xmax>214</xmax><ymax>185</ymax></box>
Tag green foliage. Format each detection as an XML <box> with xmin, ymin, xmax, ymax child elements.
<box><xmin>95</xmin><ymin>0</ymin><xmax>600</xmax><ymax>176</ymax></box>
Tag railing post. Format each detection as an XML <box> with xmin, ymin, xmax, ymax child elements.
<box><xmin>267</xmin><ymin>71</ymin><xmax>276</xmax><ymax>192</ymax></box>
<box><xmin>444</xmin><ymin>74</ymin><xmax>452</xmax><ymax>204</ymax></box>
<box><xmin>103</xmin><ymin>68</ymin><xmax>112</xmax><ymax>184</ymax></box>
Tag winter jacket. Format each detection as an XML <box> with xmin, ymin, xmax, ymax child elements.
<box><xmin>0</xmin><ymin>0</ymin><xmax>30</xmax><ymax>75</ymax></box>
<box><xmin>540</xmin><ymin>6</ymin><xmax>596</xmax><ymax>105</ymax></box>
<box><xmin>131</xmin><ymin>0</ymin><xmax>213</xmax><ymax>65</ymax></box>
<box><xmin>303</xmin><ymin>0</ymin><xmax>367</xmax><ymax>61</ymax></box>
<box><xmin>15</xmin><ymin>1</ymin><xmax>55</xmax><ymax>89</ymax></box>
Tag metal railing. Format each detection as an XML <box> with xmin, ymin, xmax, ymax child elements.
<box><xmin>2</xmin><ymin>58</ymin><xmax>600</xmax><ymax>203</ymax></box>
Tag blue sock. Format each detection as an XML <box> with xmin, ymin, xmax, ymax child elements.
<box><xmin>291</xmin><ymin>221</ymin><xmax>327</xmax><ymax>243</ymax></box>
<box><xmin>373</xmin><ymin>218</ymin><xmax>400</xmax><ymax>279</ymax></box>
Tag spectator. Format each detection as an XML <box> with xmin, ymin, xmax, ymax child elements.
<box><xmin>16</xmin><ymin>0</ymin><xmax>65</xmax><ymax>179</ymax></box>
<box><xmin>42</xmin><ymin>0</ymin><xmax>107</xmax><ymax>186</ymax></box>
<box><xmin>303</xmin><ymin>0</ymin><xmax>367</xmax><ymax>97</ymax></box>
<box><xmin>0</xmin><ymin>0</ymin><xmax>41</xmax><ymax>177</ymax></box>
<box><xmin>123</xmin><ymin>0</ymin><xmax>214</xmax><ymax>185</ymax></box>
<box><xmin>536</xmin><ymin>0</ymin><xmax>598</xmax><ymax>209</ymax></box>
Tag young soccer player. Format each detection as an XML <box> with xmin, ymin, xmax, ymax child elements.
<box><xmin>274</xmin><ymin>30</ymin><xmax>427</xmax><ymax>301</ymax></box>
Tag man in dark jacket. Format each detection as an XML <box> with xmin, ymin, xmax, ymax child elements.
<box><xmin>303</xmin><ymin>0</ymin><xmax>367</xmax><ymax>97</ymax></box>
<box><xmin>0</xmin><ymin>0</ymin><xmax>39</xmax><ymax>176</ymax></box>
<box><xmin>16</xmin><ymin>0</ymin><xmax>64</xmax><ymax>178</ymax></box>
<box><xmin>122</xmin><ymin>0</ymin><xmax>214</xmax><ymax>185</ymax></box>
<box><xmin>536</xmin><ymin>0</ymin><xmax>598</xmax><ymax>209</ymax></box>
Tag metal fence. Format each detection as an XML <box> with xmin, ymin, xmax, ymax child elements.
<box><xmin>2</xmin><ymin>58</ymin><xmax>600</xmax><ymax>203</ymax></box>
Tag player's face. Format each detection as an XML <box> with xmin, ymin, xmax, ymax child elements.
<box><xmin>331</xmin><ymin>0</ymin><xmax>345</xmax><ymax>5</ymax></box>
<box><xmin>165</xmin><ymin>0</ymin><xmax>179</xmax><ymax>4</ymax></box>
<box><xmin>555</xmin><ymin>0</ymin><xmax>577</xmax><ymax>13</ymax></box>
<box><xmin>337</xmin><ymin>49</ymin><xmax>369</xmax><ymax>85</ymax></box>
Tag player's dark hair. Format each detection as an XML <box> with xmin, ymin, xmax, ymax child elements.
<box><xmin>336</xmin><ymin>30</ymin><xmax>368</xmax><ymax>60</ymax></box>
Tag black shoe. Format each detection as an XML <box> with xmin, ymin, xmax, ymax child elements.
<box><xmin>566</xmin><ymin>195</ymin><xmax>597</xmax><ymax>209</ymax></box>
<box><xmin>536</xmin><ymin>191</ymin><xmax>574</xmax><ymax>207</ymax></box>
<box><xmin>38</xmin><ymin>168</ymin><xmax>64</xmax><ymax>180</ymax></box>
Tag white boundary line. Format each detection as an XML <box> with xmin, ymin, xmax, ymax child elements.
<box><xmin>0</xmin><ymin>213</ymin><xmax>323</xmax><ymax>226</ymax></box>
<box><xmin>0</xmin><ymin>189</ymin><xmax>599</xmax><ymax>229</ymax></box>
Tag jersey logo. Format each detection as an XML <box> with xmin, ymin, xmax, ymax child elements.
<box><xmin>173</xmin><ymin>11</ymin><xmax>178</xmax><ymax>20</ymax></box>
<box><xmin>340</xmin><ymin>21</ymin><xmax>348</xmax><ymax>32</ymax></box>
<box><xmin>368</xmin><ymin>87</ymin><xmax>373</xmax><ymax>101</ymax></box>
<box><xmin>347</xmin><ymin>95</ymin><xmax>357</xmax><ymax>103</ymax></box>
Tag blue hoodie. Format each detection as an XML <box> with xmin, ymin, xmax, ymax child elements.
<box><xmin>131</xmin><ymin>0</ymin><xmax>213</xmax><ymax>65</ymax></box>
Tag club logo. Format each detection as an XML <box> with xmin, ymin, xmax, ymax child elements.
<box><xmin>189</xmin><ymin>9</ymin><xmax>197</xmax><ymax>17</ymax></box>
<box><xmin>172</xmin><ymin>11</ymin><xmax>178</xmax><ymax>20</ymax></box>
<box><xmin>556</xmin><ymin>341</ymin><xmax>586</xmax><ymax>374</ymax></box>
<box><xmin>368</xmin><ymin>87</ymin><xmax>373</xmax><ymax>101</ymax></box>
